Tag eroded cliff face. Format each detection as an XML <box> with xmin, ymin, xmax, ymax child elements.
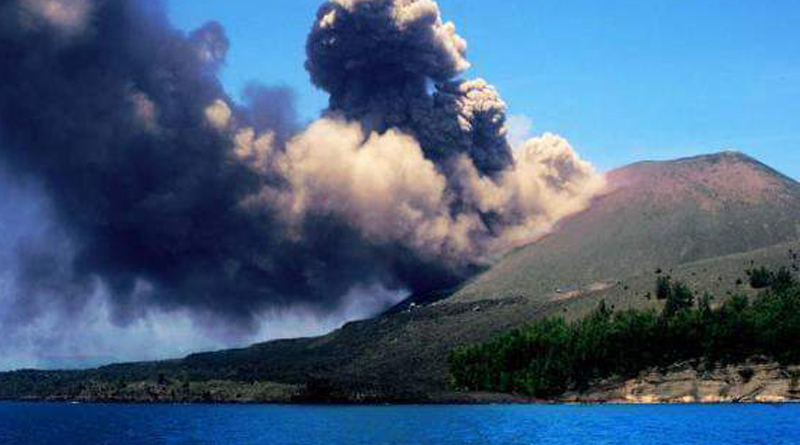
<box><xmin>563</xmin><ymin>359</ymin><xmax>800</xmax><ymax>403</ymax></box>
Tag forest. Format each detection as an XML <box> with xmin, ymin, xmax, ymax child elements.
<box><xmin>449</xmin><ymin>266</ymin><xmax>800</xmax><ymax>398</ymax></box>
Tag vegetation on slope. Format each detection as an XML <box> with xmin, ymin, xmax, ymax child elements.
<box><xmin>449</xmin><ymin>267</ymin><xmax>800</xmax><ymax>398</ymax></box>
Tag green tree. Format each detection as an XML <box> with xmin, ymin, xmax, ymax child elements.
<box><xmin>656</xmin><ymin>276</ymin><xmax>672</xmax><ymax>300</ymax></box>
<box><xmin>748</xmin><ymin>266</ymin><xmax>773</xmax><ymax>289</ymax></box>
<box><xmin>663</xmin><ymin>281</ymin><xmax>694</xmax><ymax>317</ymax></box>
<box><xmin>449</xmin><ymin>275</ymin><xmax>800</xmax><ymax>399</ymax></box>
<box><xmin>772</xmin><ymin>267</ymin><xmax>796</xmax><ymax>292</ymax></box>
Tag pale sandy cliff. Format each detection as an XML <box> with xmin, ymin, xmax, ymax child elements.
<box><xmin>563</xmin><ymin>359</ymin><xmax>800</xmax><ymax>403</ymax></box>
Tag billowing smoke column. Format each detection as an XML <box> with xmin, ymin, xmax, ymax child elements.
<box><xmin>0</xmin><ymin>0</ymin><xmax>604</xmax><ymax>352</ymax></box>
<box><xmin>291</xmin><ymin>0</ymin><xmax>604</xmax><ymax>263</ymax></box>
<box><xmin>305</xmin><ymin>0</ymin><xmax>511</xmax><ymax>175</ymax></box>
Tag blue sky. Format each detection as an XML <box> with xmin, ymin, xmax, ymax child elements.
<box><xmin>168</xmin><ymin>0</ymin><xmax>800</xmax><ymax>179</ymax></box>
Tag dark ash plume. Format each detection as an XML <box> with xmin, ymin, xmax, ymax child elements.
<box><xmin>0</xmin><ymin>0</ymin><xmax>457</xmax><ymax>339</ymax></box>
<box><xmin>0</xmin><ymin>0</ymin><xmax>603</xmax><ymax>362</ymax></box>
<box><xmin>305</xmin><ymin>0</ymin><xmax>513</xmax><ymax>175</ymax></box>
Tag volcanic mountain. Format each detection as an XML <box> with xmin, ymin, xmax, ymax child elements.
<box><xmin>452</xmin><ymin>151</ymin><xmax>800</xmax><ymax>304</ymax></box>
<box><xmin>2</xmin><ymin>151</ymin><xmax>799</xmax><ymax>402</ymax></box>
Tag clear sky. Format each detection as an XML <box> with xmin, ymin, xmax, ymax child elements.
<box><xmin>168</xmin><ymin>0</ymin><xmax>800</xmax><ymax>178</ymax></box>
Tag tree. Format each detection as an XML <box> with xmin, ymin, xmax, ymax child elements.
<box><xmin>748</xmin><ymin>266</ymin><xmax>773</xmax><ymax>289</ymax></box>
<box><xmin>449</xmin><ymin>274</ymin><xmax>800</xmax><ymax>399</ymax></box>
<box><xmin>663</xmin><ymin>281</ymin><xmax>694</xmax><ymax>317</ymax></box>
<box><xmin>656</xmin><ymin>276</ymin><xmax>672</xmax><ymax>300</ymax></box>
<box><xmin>698</xmin><ymin>293</ymin><xmax>713</xmax><ymax>319</ymax></box>
<box><xmin>595</xmin><ymin>299</ymin><xmax>612</xmax><ymax>319</ymax></box>
<box><xmin>772</xmin><ymin>267</ymin><xmax>796</xmax><ymax>292</ymax></box>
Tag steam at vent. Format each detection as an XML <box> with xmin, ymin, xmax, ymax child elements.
<box><xmin>0</xmin><ymin>0</ymin><xmax>603</xmax><ymax>365</ymax></box>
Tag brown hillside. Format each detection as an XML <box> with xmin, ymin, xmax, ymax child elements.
<box><xmin>451</xmin><ymin>151</ymin><xmax>800</xmax><ymax>304</ymax></box>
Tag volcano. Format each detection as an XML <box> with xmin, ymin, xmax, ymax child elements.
<box><xmin>2</xmin><ymin>151</ymin><xmax>799</xmax><ymax>402</ymax></box>
<box><xmin>452</xmin><ymin>151</ymin><xmax>800</xmax><ymax>304</ymax></box>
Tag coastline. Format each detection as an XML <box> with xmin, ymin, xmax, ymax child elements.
<box><xmin>1</xmin><ymin>396</ymin><xmax>799</xmax><ymax>406</ymax></box>
<box><xmin>3</xmin><ymin>358</ymin><xmax>799</xmax><ymax>406</ymax></box>
<box><xmin>559</xmin><ymin>359</ymin><xmax>800</xmax><ymax>405</ymax></box>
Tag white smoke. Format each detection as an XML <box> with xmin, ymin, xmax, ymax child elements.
<box><xmin>457</xmin><ymin>134</ymin><xmax>606</xmax><ymax>252</ymax></box>
<box><xmin>215</xmin><ymin>0</ymin><xmax>608</xmax><ymax>270</ymax></box>
<box><xmin>0</xmin><ymin>280</ymin><xmax>405</xmax><ymax>371</ymax></box>
<box><xmin>255</xmin><ymin>117</ymin><xmax>477</xmax><ymax>262</ymax></box>
<box><xmin>222</xmin><ymin>115</ymin><xmax>604</xmax><ymax>268</ymax></box>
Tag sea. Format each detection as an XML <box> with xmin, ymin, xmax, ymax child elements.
<box><xmin>0</xmin><ymin>402</ymin><xmax>798</xmax><ymax>444</ymax></box>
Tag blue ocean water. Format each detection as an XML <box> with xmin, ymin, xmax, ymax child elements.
<box><xmin>0</xmin><ymin>402</ymin><xmax>798</xmax><ymax>445</ymax></box>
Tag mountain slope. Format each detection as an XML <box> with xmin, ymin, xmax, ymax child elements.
<box><xmin>1</xmin><ymin>151</ymin><xmax>799</xmax><ymax>402</ymax></box>
<box><xmin>451</xmin><ymin>151</ymin><xmax>800</xmax><ymax>304</ymax></box>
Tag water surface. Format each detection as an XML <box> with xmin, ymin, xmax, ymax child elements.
<box><xmin>0</xmin><ymin>402</ymin><xmax>797</xmax><ymax>444</ymax></box>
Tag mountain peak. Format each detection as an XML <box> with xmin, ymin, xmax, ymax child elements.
<box><xmin>451</xmin><ymin>151</ymin><xmax>800</xmax><ymax>304</ymax></box>
<box><xmin>617</xmin><ymin>150</ymin><xmax>795</xmax><ymax>179</ymax></box>
<box><xmin>627</xmin><ymin>150</ymin><xmax>755</xmax><ymax>167</ymax></box>
<box><xmin>608</xmin><ymin>151</ymin><xmax>798</xmax><ymax>205</ymax></box>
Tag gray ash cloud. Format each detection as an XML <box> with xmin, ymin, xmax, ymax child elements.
<box><xmin>0</xmin><ymin>0</ymin><xmax>449</xmax><ymax>334</ymax></box>
<box><xmin>305</xmin><ymin>0</ymin><xmax>512</xmax><ymax>175</ymax></box>
<box><xmin>0</xmin><ymin>0</ymin><xmax>603</xmax><ymax>354</ymax></box>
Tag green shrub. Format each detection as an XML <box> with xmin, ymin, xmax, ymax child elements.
<box><xmin>748</xmin><ymin>266</ymin><xmax>773</xmax><ymax>289</ymax></box>
<box><xmin>663</xmin><ymin>281</ymin><xmax>694</xmax><ymax>317</ymax></box>
<box><xmin>656</xmin><ymin>276</ymin><xmax>672</xmax><ymax>300</ymax></box>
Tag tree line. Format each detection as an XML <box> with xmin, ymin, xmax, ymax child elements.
<box><xmin>449</xmin><ymin>266</ymin><xmax>800</xmax><ymax>398</ymax></box>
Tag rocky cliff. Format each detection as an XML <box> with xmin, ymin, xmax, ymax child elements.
<box><xmin>563</xmin><ymin>359</ymin><xmax>800</xmax><ymax>403</ymax></box>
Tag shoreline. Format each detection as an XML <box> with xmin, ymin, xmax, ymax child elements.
<box><xmin>3</xmin><ymin>359</ymin><xmax>798</xmax><ymax>406</ymax></box>
<box><xmin>2</xmin><ymin>397</ymin><xmax>799</xmax><ymax>407</ymax></box>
